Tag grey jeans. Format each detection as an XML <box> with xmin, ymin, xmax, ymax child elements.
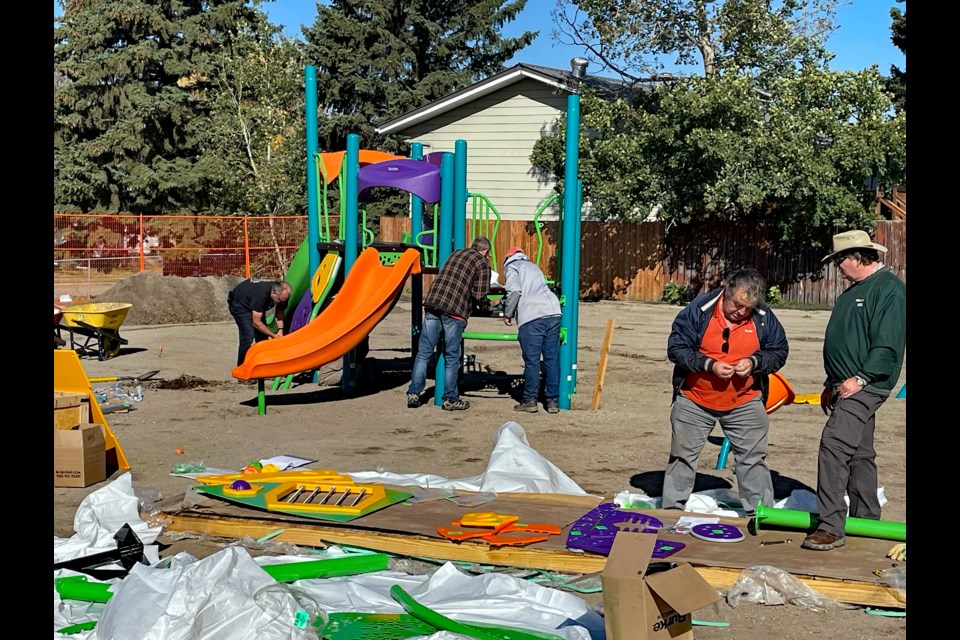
<box><xmin>814</xmin><ymin>389</ymin><xmax>886</xmax><ymax>536</ymax></box>
<box><xmin>662</xmin><ymin>394</ymin><xmax>773</xmax><ymax>515</ymax></box>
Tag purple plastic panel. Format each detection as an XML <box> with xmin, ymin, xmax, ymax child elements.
<box><xmin>424</xmin><ymin>151</ymin><xmax>445</xmax><ymax>166</ymax></box>
<box><xmin>287</xmin><ymin>290</ymin><xmax>314</xmax><ymax>333</ymax></box>
<box><xmin>565</xmin><ymin>503</ymin><xmax>685</xmax><ymax>559</ymax></box>
<box><xmin>690</xmin><ymin>522</ymin><xmax>744</xmax><ymax>542</ymax></box>
<box><xmin>357</xmin><ymin>160</ymin><xmax>441</xmax><ymax>203</ymax></box>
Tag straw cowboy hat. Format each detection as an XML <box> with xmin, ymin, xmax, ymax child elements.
<box><xmin>821</xmin><ymin>230</ymin><xmax>888</xmax><ymax>264</ymax></box>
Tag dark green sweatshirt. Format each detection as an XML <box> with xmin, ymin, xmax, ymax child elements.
<box><xmin>823</xmin><ymin>266</ymin><xmax>906</xmax><ymax>396</ymax></box>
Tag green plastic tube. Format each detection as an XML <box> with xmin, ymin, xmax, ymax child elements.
<box><xmin>754</xmin><ymin>503</ymin><xmax>906</xmax><ymax>541</ymax></box>
<box><xmin>55</xmin><ymin>576</ymin><xmax>114</xmax><ymax>603</ymax></box>
<box><xmin>261</xmin><ymin>553</ymin><xmax>390</xmax><ymax>582</ymax></box>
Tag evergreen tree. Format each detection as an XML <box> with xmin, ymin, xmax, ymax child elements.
<box><xmin>302</xmin><ymin>0</ymin><xmax>536</xmax><ymax>152</ymax></box>
<box><xmin>54</xmin><ymin>0</ymin><xmax>279</xmax><ymax>214</ymax></box>
<box><xmin>887</xmin><ymin>1</ymin><xmax>906</xmax><ymax>113</ymax></box>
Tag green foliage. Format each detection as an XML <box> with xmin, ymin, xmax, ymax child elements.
<box><xmin>661</xmin><ymin>281</ymin><xmax>686</xmax><ymax>306</ymax></box>
<box><xmin>553</xmin><ymin>0</ymin><xmax>840</xmax><ymax>81</ymax></box>
<box><xmin>531</xmin><ymin>67</ymin><xmax>905</xmax><ymax>243</ymax></box>
<box><xmin>54</xmin><ymin>0</ymin><xmax>299</xmax><ymax>216</ymax></box>
<box><xmin>766</xmin><ymin>285</ymin><xmax>783</xmax><ymax>305</ymax></box>
<box><xmin>887</xmin><ymin>2</ymin><xmax>906</xmax><ymax>113</ymax></box>
<box><xmin>302</xmin><ymin>0</ymin><xmax>536</xmax><ymax>152</ymax></box>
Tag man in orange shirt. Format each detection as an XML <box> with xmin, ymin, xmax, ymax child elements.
<box><xmin>662</xmin><ymin>268</ymin><xmax>789</xmax><ymax>516</ymax></box>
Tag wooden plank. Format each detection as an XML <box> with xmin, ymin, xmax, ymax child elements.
<box><xmin>591</xmin><ymin>319</ymin><xmax>616</xmax><ymax>410</ymax></box>
<box><xmin>162</xmin><ymin>513</ymin><xmax>904</xmax><ymax>609</ymax></box>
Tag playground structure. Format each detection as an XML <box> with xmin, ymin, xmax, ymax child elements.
<box><xmin>233</xmin><ymin>65</ymin><xmax>584</xmax><ymax>414</ymax></box>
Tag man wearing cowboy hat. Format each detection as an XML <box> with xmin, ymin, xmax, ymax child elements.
<box><xmin>801</xmin><ymin>230</ymin><xmax>906</xmax><ymax>551</ymax></box>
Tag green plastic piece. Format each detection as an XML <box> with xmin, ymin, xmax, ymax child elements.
<box><xmin>865</xmin><ymin>607</ymin><xmax>906</xmax><ymax>617</ymax></box>
<box><xmin>262</xmin><ymin>553</ymin><xmax>390</xmax><ymax>582</ymax></box>
<box><xmin>57</xmin><ymin>620</ymin><xmax>98</xmax><ymax>635</ymax></box>
<box><xmin>55</xmin><ymin>575</ymin><xmax>114</xmax><ymax>603</ymax></box>
<box><xmin>389</xmin><ymin>584</ymin><xmax>564</xmax><ymax>640</ymax></box>
<box><xmin>753</xmin><ymin>503</ymin><xmax>906</xmax><ymax>541</ymax></box>
<box><xmin>324</xmin><ymin>612</ymin><xmax>437</xmax><ymax>640</ymax></box>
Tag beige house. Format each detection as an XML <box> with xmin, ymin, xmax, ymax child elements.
<box><xmin>375</xmin><ymin>61</ymin><xmax>626</xmax><ymax>222</ymax></box>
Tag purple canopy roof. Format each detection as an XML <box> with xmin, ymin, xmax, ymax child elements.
<box><xmin>357</xmin><ymin>159</ymin><xmax>442</xmax><ymax>203</ymax></box>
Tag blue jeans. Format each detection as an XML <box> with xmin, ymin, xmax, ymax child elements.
<box><xmin>517</xmin><ymin>315</ymin><xmax>561</xmax><ymax>402</ymax></box>
<box><xmin>407</xmin><ymin>311</ymin><xmax>466</xmax><ymax>402</ymax></box>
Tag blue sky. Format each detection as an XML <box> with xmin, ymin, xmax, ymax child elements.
<box><xmin>54</xmin><ymin>1</ymin><xmax>904</xmax><ymax>74</ymax></box>
<box><xmin>262</xmin><ymin>0</ymin><xmax>905</xmax><ymax>74</ymax></box>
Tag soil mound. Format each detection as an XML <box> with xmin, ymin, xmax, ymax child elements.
<box><xmin>95</xmin><ymin>272</ymin><xmax>244</xmax><ymax>325</ymax></box>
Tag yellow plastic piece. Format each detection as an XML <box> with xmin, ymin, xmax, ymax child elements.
<box><xmin>60</xmin><ymin>302</ymin><xmax>132</xmax><ymax>331</ymax></box>
<box><xmin>887</xmin><ymin>542</ymin><xmax>906</xmax><ymax>561</ymax></box>
<box><xmin>263</xmin><ymin>482</ymin><xmax>386</xmax><ymax>516</ymax></box>
<box><xmin>454</xmin><ymin>512</ymin><xmax>519</xmax><ymax>531</ymax></box>
<box><xmin>53</xmin><ymin>350</ymin><xmax>130</xmax><ymax>471</ymax></box>
<box><xmin>195</xmin><ymin>469</ymin><xmax>354</xmax><ymax>486</ymax></box>
<box><xmin>311</xmin><ymin>252</ymin><xmax>342</xmax><ymax>303</ymax></box>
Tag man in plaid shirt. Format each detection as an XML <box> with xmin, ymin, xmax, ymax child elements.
<box><xmin>406</xmin><ymin>236</ymin><xmax>492</xmax><ymax>411</ymax></box>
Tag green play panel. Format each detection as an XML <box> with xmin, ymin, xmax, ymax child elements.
<box><xmin>195</xmin><ymin>482</ymin><xmax>412</xmax><ymax>523</ymax></box>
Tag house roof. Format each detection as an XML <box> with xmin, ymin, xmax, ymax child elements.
<box><xmin>375</xmin><ymin>62</ymin><xmax>630</xmax><ymax>135</ymax></box>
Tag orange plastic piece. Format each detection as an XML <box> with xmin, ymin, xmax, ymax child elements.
<box><xmin>765</xmin><ymin>371</ymin><xmax>797</xmax><ymax>414</ymax></box>
<box><xmin>438</xmin><ymin>515</ymin><xmax>563</xmax><ymax>547</ymax></box>
<box><xmin>232</xmin><ymin>248</ymin><xmax>421</xmax><ymax>381</ymax></box>
<box><xmin>317</xmin><ymin>149</ymin><xmax>405</xmax><ymax>185</ymax></box>
<box><xmin>453</xmin><ymin>512</ymin><xmax>519</xmax><ymax>532</ymax></box>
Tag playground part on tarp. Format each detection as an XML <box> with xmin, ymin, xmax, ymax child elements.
<box><xmin>52</xmin><ymin>524</ymin><xmax>146</xmax><ymax>580</ymax></box>
<box><xmin>753</xmin><ymin>502</ymin><xmax>906</xmax><ymax>541</ymax></box>
<box><xmin>565</xmin><ymin>502</ymin><xmax>685</xmax><ymax>559</ymax></box>
<box><xmin>437</xmin><ymin>511</ymin><xmax>562</xmax><ymax>547</ymax></box>
<box><xmin>690</xmin><ymin>523</ymin><xmax>745</xmax><ymax>543</ymax></box>
<box><xmin>716</xmin><ymin>371</ymin><xmax>796</xmax><ymax>470</ymax></box>
<box><xmin>196</xmin><ymin>468</ymin><xmax>354</xmax><ymax>486</ymax></box>
<box><xmin>390</xmin><ymin>584</ymin><xmax>565</xmax><ymax>640</ymax></box>
<box><xmin>195</xmin><ymin>481</ymin><xmax>411</xmax><ymax>523</ymax></box>
<box><xmin>56</xmin><ymin>553</ymin><xmax>392</xmax><ymax>606</ymax></box>
<box><xmin>54</xmin><ymin>349</ymin><xmax>130</xmax><ymax>472</ymax></box>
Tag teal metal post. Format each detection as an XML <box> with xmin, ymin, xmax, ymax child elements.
<box><xmin>409</xmin><ymin>142</ymin><xmax>424</xmax><ymax>360</ymax></box>
<box><xmin>454</xmin><ymin>139</ymin><xmax>467</xmax><ymax>249</ymax></box>
<box><xmin>342</xmin><ymin>135</ymin><xmax>361</xmax><ymax>394</ymax></box>
<box><xmin>570</xmin><ymin>178</ymin><xmax>583</xmax><ymax>392</ymax></box>
<box><xmin>305</xmin><ymin>66</ymin><xmax>320</xmax><ymax>277</ymax></box>
<box><xmin>558</xmin><ymin>94</ymin><xmax>581</xmax><ymax>410</ymax></box>
<box><xmin>410</xmin><ymin>142</ymin><xmax>424</xmax><ymax>241</ymax></box>
<box><xmin>433</xmin><ymin>153</ymin><xmax>455</xmax><ymax>406</ymax></box>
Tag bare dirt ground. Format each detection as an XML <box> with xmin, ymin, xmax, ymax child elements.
<box><xmin>55</xmin><ymin>274</ymin><xmax>907</xmax><ymax>639</ymax></box>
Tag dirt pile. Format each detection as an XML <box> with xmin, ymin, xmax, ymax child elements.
<box><xmin>96</xmin><ymin>272</ymin><xmax>244</xmax><ymax>325</ymax></box>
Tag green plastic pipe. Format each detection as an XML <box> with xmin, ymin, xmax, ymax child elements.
<box><xmin>461</xmin><ymin>332</ymin><xmax>517</xmax><ymax>341</ymax></box>
<box><xmin>754</xmin><ymin>503</ymin><xmax>906</xmax><ymax>541</ymax></box>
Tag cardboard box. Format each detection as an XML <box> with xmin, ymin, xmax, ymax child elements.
<box><xmin>602</xmin><ymin>531</ymin><xmax>721</xmax><ymax>640</ymax></box>
<box><xmin>54</xmin><ymin>424</ymin><xmax>106</xmax><ymax>488</ymax></box>
<box><xmin>54</xmin><ymin>392</ymin><xmax>90</xmax><ymax>430</ymax></box>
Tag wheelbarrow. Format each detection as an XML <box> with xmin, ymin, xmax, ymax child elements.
<box><xmin>57</xmin><ymin>302</ymin><xmax>133</xmax><ymax>360</ymax></box>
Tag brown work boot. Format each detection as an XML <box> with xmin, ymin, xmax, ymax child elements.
<box><xmin>801</xmin><ymin>529</ymin><xmax>846</xmax><ymax>551</ymax></box>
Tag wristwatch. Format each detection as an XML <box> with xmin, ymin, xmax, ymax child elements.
<box><xmin>854</xmin><ymin>376</ymin><xmax>867</xmax><ymax>388</ymax></box>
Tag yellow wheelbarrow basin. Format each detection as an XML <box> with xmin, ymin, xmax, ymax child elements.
<box><xmin>61</xmin><ymin>303</ymin><xmax>133</xmax><ymax>331</ymax></box>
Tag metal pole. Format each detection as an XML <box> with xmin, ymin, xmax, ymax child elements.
<box><xmin>558</xmin><ymin>93</ymin><xmax>580</xmax><ymax>410</ymax></box>
<box><xmin>305</xmin><ymin>66</ymin><xmax>320</xmax><ymax>278</ymax></box>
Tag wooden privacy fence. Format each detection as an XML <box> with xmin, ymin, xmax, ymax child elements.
<box><xmin>381</xmin><ymin>218</ymin><xmax>905</xmax><ymax>308</ymax></box>
<box><xmin>55</xmin><ymin>212</ymin><xmax>904</xmax><ymax>308</ymax></box>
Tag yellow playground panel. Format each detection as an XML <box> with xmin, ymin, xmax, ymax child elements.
<box><xmin>53</xmin><ymin>350</ymin><xmax>130</xmax><ymax>472</ymax></box>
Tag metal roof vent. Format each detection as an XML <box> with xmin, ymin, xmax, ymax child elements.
<box><xmin>571</xmin><ymin>57</ymin><xmax>588</xmax><ymax>78</ymax></box>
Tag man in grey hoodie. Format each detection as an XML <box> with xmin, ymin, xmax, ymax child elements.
<box><xmin>501</xmin><ymin>247</ymin><xmax>563</xmax><ymax>413</ymax></box>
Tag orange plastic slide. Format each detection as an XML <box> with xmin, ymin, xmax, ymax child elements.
<box><xmin>232</xmin><ymin>247</ymin><xmax>421</xmax><ymax>381</ymax></box>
